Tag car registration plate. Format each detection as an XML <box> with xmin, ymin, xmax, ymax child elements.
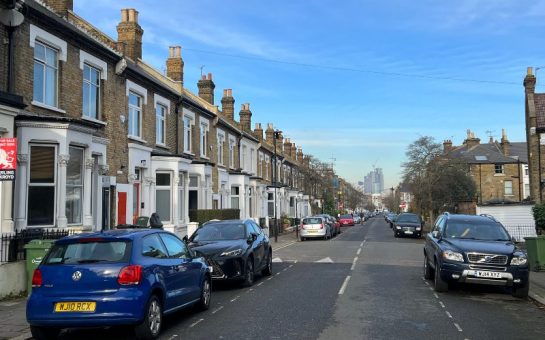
<box><xmin>474</xmin><ymin>271</ymin><xmax>502</xmax><ymax>279</ymax></box>
<box><xmin>404</xmin><ymin>231</ymin><xmax>413</xmax><ymax>234</ymax></box>
<box><xmin>54</xmin><ymin>302</ymin><xmax>96</xmax><ymax>313</ymax></box>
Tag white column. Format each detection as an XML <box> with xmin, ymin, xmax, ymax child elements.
<box><xmin>14</xmin><ymin>154</ymin><xmax>28</xmax><ymax>230</ymax></box>
<box><xmin>173</xmin><ymin>173</ymin><xmax>180</xmax><ymax>227</ymax></box>
<box><xmin>82</xmin><ymin>158</ymin><xmax>93</xmax><ymax>227</ymax></box>
<box><xmin>57</xmin><ymin>154</ymin><xmax>69</xmax><ymax>228</ymax></box>
<box><xmin>1</xmin><ymin>180</ymin><xmax>14</xmax><ymax>233</ymax></box>
<box><xmin>146</xmin><ymin>176</ymin><xmax>156</xmax><ymax>215</ymax></box>
<box><xmin>184</xmin><ymin>173</ymin><xmax>190</xmax><ymax>222</ymax></box>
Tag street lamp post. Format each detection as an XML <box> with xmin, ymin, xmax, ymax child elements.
<box><xmin>273</xmin><ymin>129</ymin><xmax>282</xmax><ymax>242</ymax></box>
<box><xmin>295</xmin><ymin>192</ymin><xmax>303</xmax><ymax>239</ymax></box>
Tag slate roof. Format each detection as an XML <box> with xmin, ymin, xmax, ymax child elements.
<box><xmin>447</xmin><ymin>141</ymin><xmax>527</xmax><ymax>164</ymax></box>
<box><xmin>535</xmin><ymin>94</ymin><xmax>545</xmax><ymax>131</ymax></box>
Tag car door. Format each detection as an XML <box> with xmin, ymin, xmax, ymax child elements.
<box><xmin>159</xmin><ymin>233</ymin><xmax>202</xmax><ymax>304</ymax></box>
<box><xmin>247</xmin><ymin>222</ymin><xmax>264</xmax><ymax>269</ymax></box>
<box><xmin>251</xmin><ymin>221</ymin><xmax>267</xmax><ymax>269</ymax></box>
<box><xmin>426</xmin><ymin>217</ymin><xmax>444</xmax><ymax>268</ymax></box>
<box><xmin>141</xmin><ymin>234</ymin><xmax>180</xmax><ymax>310</ymax></box>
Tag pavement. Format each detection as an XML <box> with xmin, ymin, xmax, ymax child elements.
<box><xmin>2</xmin><ymin>227</ymin><xmax>545</xmax><ymax>339</ymax></box>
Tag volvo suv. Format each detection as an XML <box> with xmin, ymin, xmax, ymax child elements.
<box><xmin>423</xmin><ymin>213</ymin><xmax>529</xmax><ymax>298</ymax></box>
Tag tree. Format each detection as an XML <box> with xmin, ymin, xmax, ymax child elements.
<box><xmin>402</xmin><ymin>136</ymin><xmax>476</xmax><ymax>224</ymax></box>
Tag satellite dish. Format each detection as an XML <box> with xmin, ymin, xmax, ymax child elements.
<box><xmin>0</xmin><ymin>9</ymin><xmax>24</xmax><ymax>27</ymax></box>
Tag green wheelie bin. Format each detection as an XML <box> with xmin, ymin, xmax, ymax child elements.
<box><xmin>24</xmin><ymin>239</ymin><xmax>56</xmax><ymax>294</ymax></box>
<box><xmin>524</xmin><ymin>236</ymin><xmax>545</xmax><ymax>272</ymax></box>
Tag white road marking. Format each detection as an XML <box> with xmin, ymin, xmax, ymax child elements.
<box><xmin>166</xmin><ymin>335</ymin><xmax>178</xmax><ymax>340</ymax></box>
<box><xmin>357</xmin><ymin>248</ymin><xmax>362</xmax><ymax>255</ymax></box>
<box><xmin>257</xmin><ymin>282</ymin><xmax>264</xmax><ymax>287</ymax></box>
<box><xmin>445</xmin><ymin>311</ymin><xmax>453</xmax><ymax>319</ymax></box>
<box><xmin>275</xmin><ymin>272</ymin><xmax>281</xmax><ymax>276</ymax></box>
<box><xmin>350</xmin><ymin>263</ymin><xmax>356</xmax><ymax>271</ymax></box>
<box><xmin>230</xmin><ymin>296</ymin><xmax>240</xmax><ymax>302</ymax></box>
<box><xmin>353</xmin><ymin>256</ymin><xmax>359</xmax><ymax>264</ymax></box>
<box><xmin>454</xmin><ymin>323</ymin><xmax>463</xmax><ymax>332</ymax></box>
<box><xmin>189</xmin><ymin>318</ymin><xmax>204</xmax><ymax>328</ymax></box>
<box><xmin>274</xmin><ymin>241</ymin><xmax>297</xmax><ymax>250</ymax></box>
<box><xmin>424</xmin><ymin>282</ymin><xmax>430</xmax><ymax>286</ymax></box>
<box><xmin>439</xmin><ymin>301</ymin><xmax>445</xmax><ymax>308</ymax></box>
<box><xmin>211</xmin><ymin>306</ymin><xmax>224</xmax><ymax>314</ymax></box>
<box><xmin>282</xmin><ymin>268</ymin><xmax>288</xmax><ymax>271</ymax></box>
<box><xmin>315</xmin><ymin>257</ymin><xmax>334</xmax><ymax>263</ymax></box>
<box><xmin>433</xmin><ymin>293</ymin><xmax>439</xmax><ymax>299</ymax></box>
<box><xmin>267</xmin><ymin>277</ymin><xmax>272</xmax><ymax>281</ymax></box>
<box><xmin>272</xmin><ymin>257</ymin><xmax>283</xmax><ymax>263</ymax></box>
<box><xmin>360</xmin><ymin>241</ymin><xmax>364</xmax><ymax>247</ymax></box>
<box><xmin>428</xmin><ymin>287</ymin><xmax>434</xmax><ymax>291</ymax></box>
<box><xmin>338</xmin><ymin>276</ymin><xmax>351</xmax><ymax>295</ymax></box>
<box><xmin>289</xmin><ymin>264</ymin><xmax>294</xmax><ymax>268</ymax></box>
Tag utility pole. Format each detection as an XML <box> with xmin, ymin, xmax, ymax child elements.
<box><xmin>273</xmin><ymin>129</ymin><xmax>282</xmax><ymax>242</ymax></box>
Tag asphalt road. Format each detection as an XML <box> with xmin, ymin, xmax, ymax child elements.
<box><xmin>55</xmin><ymin>217</ymin><xmax>545</xmax><ymax>340</ymax></box>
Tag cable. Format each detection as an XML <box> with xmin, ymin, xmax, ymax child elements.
<box><xmin>184</xmin><ymin>47</ymin><xmax>526</xmax><ymax>86</ymax></box>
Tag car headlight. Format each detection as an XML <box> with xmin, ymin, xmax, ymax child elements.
<box><xmin>510</xmin><ymin>256</ymin><xmax>527</xmax><ymax>266</ymax></box>
<box><xmin>442</xmin><ymin>250</ymin><xmax>464</xmax><ymax>262</ymax></box>
<box><xmin>396</xmin><ymin>225</ymin><xmax>401</xmax><ymax>229</ymax></box>
<box><xmin>416</xmin><ymin>227</ymin><xmax>421</xmax><ymax>231</ymax></box>
<box><xmin>220</xmin><ymin>248</ymin><xmax>243</xmax><ymax>257</ymax></box>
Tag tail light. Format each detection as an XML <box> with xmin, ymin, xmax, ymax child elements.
<box><xmin>320</xmin><ymin>223</ymin><xmax>324</xmax><ymax>229</ymax></box>
<box><xmin>118</xmin><ymin>265</ymin><xmax>142</xmax><ymax>285</ymax></box>
<box><xmin>300</xmin><ymin>223</ymin><xmax>304</xmax><ymax>230</ymax></box>
<box><xmin>32</xmin><ymin>269</ymin><xmax>43</xmax><ymax>288</ymax></box>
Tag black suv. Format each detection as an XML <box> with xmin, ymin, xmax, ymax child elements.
<box><xmin>423</xmin><ymin>213</ymin><xmax>529</xmax><ymax>298</ymax></box>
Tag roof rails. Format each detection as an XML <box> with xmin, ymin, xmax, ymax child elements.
<box><xmin>479</xmin><ymin>214</ymin><xmax>497</xmax><ymax>222</ymax></box>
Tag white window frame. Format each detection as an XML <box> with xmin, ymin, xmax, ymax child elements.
<box><xmin>504</xmin><ymin>180</ymin><xmax>513</xmax><ymax>196</ymax></box>
<box><xmin>154</xmin><ymin>94</ymin><xmax>171</xmax><ymax>146</ymax></box>
<box><xmin>241</xmin><ymin>145</ymin><xmax>247</xmax><ymax>171</ymax></box>
<box><xmin>66</xmin><ymin>146</ymin><xmax>84</xmax><ymax>225</ymax></box>
<box><xmin>82</xmin><ymin>63</ymin><xmax>101</xmax><ymax>121</ymax></box>
<box><xmin>128</xmin><ymin>91</ymin><xmax>143</xmax><ymax>138</ymax></box>
<box><xmin>178</xmin><ymin>172</ymin><xmax>185</xmax><ymax>222</ymax></box>
<box><xmin>217</xmin><ymin>130</ymin><xmax>225</xmax><ymax>165</ymax></box>
<box><xmin>27</xmin><ymin>144</ymin><xmax>57</xmax><ymax>227</ymax></box>
<box><xmin>200</xmin><ymin>120</ymin><xmax>209</xmax><ymax>158</ymax></box>
<box><xmin>156</xmin><ymin>172</ymin><xmax>172</xmax><ymax>223</ymax></box>
<box><xmin>265</xmin><ymin>155</ymin><xmax>270</xmax><ymax>180</ymax></box>
<box><xmin>231</xmin><ymin>186</ymin><xmax>240</xmax><ymax>209</ymax></box>
<box><xmin>33</xmin><ymin>41</ymin><xmax>59</xmax><ymax>109</ymax></box>
<box><xmin>155</xmin><ymin>104</ymin><xmax>167</xmax><ymax>146</ymax></box>
<box><xmin>229</xmin><ymin>136</ymin><xmax>236</xmax><ymax>168</ymax></box>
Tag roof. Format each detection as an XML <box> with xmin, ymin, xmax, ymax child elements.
<box><xmin>443</xmin><ymin>213</ymin><xmax>498</xmax><ymax>223</ymax></box>
<box><xmin>535</xmin><ymin>94</ymin><xmax>545</xmax><ymax>131</ymax></box>
<box><xmin>446</xmin><ymin>141</ymin><xmax>527</xmax><ymax>164</ymax></box>
<box><xmin>56</xmin><ymin>228</ymin><xmax>159</xmax><ymax>242</ymax></box>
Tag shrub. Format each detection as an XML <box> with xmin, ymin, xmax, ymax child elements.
<box><xmin>532</xmin><ymin>203</ymin><xmax>545</xmax><ymax>235</ymax></box>
<box><xmin>188</xmin><ymin>209</ymin><xmax>241</xmax><ymax>226</ymax></box>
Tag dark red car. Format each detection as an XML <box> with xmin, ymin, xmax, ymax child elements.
<box><xmin>339</xmin><ymin>214</ymin><xmax>355</xmax><ymax>226</ymax></box>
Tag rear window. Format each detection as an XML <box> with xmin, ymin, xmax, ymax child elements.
<box><xmin>43</xmin><ymin>241</ymin><xmax>131</xmax><ymax>264</ymax></box>
<box><xmin>303</xmin><ymin>218</ymin><xmax>322</xmax><ymax>224</ymax></box>
<box><xmin>340</xmin><ymin>215</ymin><xmax>352</xmax><ymax>219</ymax></box>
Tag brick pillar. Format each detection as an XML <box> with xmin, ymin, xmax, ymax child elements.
<box><xmin>117</xmin><ymin>8</ymin><xmax>143</xmax><ymax>61</ymax></box>
<box><xmin>254</xmin><ymin>123</ymin><xmax>264</xmax><ymax>142</ymax></box>
<box><xmin>221</xmin><ymin>89</ymin><xmax>235</xmax><ymax>120</ymax></box>
<box><xmin>198</xmin><ymin>73</ymin><xmax>215</xmax><ymax>105</ymax></box>
<box><xmin>166</xmin><ymin>46</ymin><xmax>184</xmax><ymax>84</ymax></box>
<box><xmin>43</xmin><ymin>0</ymin><xmax>73</xmax><ymax>16</ymax></box>
<box><xmin>239</xmin><ymin>103</ymin><xmax>252</xmax><ymax>132</ymax></box>
<box><xmin>524</xmin><ymin>67</ymin><xmax>540</xmax><ymax>202</ymax></box>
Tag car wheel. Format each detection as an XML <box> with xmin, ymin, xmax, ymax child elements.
<box><xmin>512</xmin><ymin>282</ymin><xmax>529</xmax><ymax>298</ymax></box>
<box><xmin>394</xmin><ymin>232</ymin><xmax>398</xmax><ymax>238</ymax></box>
<box><xmin>423</xmin><ymin>255</ymin><xmax>433</xmax><ymax>280</ymax></box>
<box><xmin>135</xmin><ymin>295</ymin><xmax>162</xmax><ymax>340</ymax></box>
<box><xmin>242</xmin><ymin>258</ymin><xmax>254</xmax><ymax>287</ymax></box>
<box><xmin>433</xmin><ymin>260</ymin><xmax>448</xmax><ymax>292</ymax></box>
<box><xmin>300</xmin><ymin>236</ymin><xmax>305</xmax><ymax>242</ymax></box>
<box><xmin>262</xmin><ymin>250</ymin><xmax>273</xmax><ymax>276</ymax></box>
<box><xmin>196</xmin><ymin>276</ymin><xmax>211</xmax><ymax>311</ymax></box>
<box><xmin>30</xmin><ymin>326</ymin><xmax>61</xmax><ymax>340</ymax></box>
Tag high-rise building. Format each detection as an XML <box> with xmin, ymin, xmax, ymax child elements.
<box><xmin>363</xmin><ymin>168</ymin><xmax>384</xmax><ymax>194</ymax></box>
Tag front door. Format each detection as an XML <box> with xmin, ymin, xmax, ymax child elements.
<box><xmin>117</xmin><ymin>192</ymin><xmax>127</xmax><ymax>225</ymax></box>
<box><xmin>101</xmin><ymin>187</ymin><xmax>110</xmax><ymax>231</ymax></box>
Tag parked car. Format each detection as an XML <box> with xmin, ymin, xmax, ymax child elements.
<box><xmin>353</xmin><ymin>215</ymin><xmax>361</xmax><ymax>224</ymax></box>
<box><xmin>393</xmin><ymin>213</ymin><xmax>423</xmax><ymax>238</ymax></box>
<box><xmin>424</xmin><ymin>213</ymin><xmax>529</xmax><ymax>298</ymax></box>
<box><xmin>188</xmin><ymin>219</ymin><xmax>272</xmax><ymax>287</ymax></box>
<box><xmin>388</xmin><ymin>213</ymin><xmax>397</xmax><ymax>228</ymax></box>
<box><xmin>317</xmin><ymin>214</ymin><xmax>340</xmax><ymax>236</ymax></box>
<box><xmin>26</xmin><ymin>229</ymin><xmax>211</xmax><ymax>340</ymax></box>
<box><xmin>299</xmin><ymin>216</ymin><xmax>332</xmax><ymax>241</ymax></box>
<box><xmin>339</xmin><ymin>214</ymin><xmax>355</xmax><ymax>226</ymax></box>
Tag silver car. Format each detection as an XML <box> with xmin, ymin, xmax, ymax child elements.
<box><xmin>299</xmin><ymin>216</ymin><xmax>331</xmax><ymax>241</ymax></box>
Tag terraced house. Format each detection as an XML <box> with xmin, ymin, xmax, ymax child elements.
<box><xmin>0</xmin><ymin>0</ymin><xmax>310</xmax><ymax>236</ymax></box>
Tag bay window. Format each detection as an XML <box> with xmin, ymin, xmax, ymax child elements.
<box><xmin>28</xmin><ymin>145</ymin><xmax>56</xmax><ymax>226</ymax></box>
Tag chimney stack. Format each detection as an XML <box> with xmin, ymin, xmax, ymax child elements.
<box><xmin>198</xmin><ymin>73</ymin><xmax>215</xmax><ymax>105</ymax></box>
<box><xmin>117</xmin><ymin>9</ymin><xmax>144</xmax><ymax>61</ymax></box>
<box><xmin>524</xmin><ymin>67</ymin><xmax>536</xmax><ymax>94</ymax></box>
<box><xmin>463</xmin><ymin>129</ymin><xmax>480</xmax><ymax>148</ymax></box>
<box><xmin>221</xmin><ymin>89</ymin><xmax>235</xmax><ymax>120</ymax></box>
<box><xmin>265</xmin><ymin>123</ymin><xmax>274</xmax><ymax>143</ymax></box>
<box><xmin>166</xmin><ymin>46</ymin><xmax>184</xmax><ymax>85</ymax></box>
<box><xmin>291</xmin><ymin>143</ymin><xmax>297</xmax><ymax>159</ymax></box>
<box><xmin>500</xmin><ymin>129</ymin><xmax>510</xmax><ymax>156</ymax></box>
<box><xmin>283</xmin><ymin>138</ymin><xmax>292</xmax><ymax>158</ymax></box>
<box><xmin>43</xmin><ymin>0</ymin><xmax>73</xmax><ymax>16</ymax></box>
<box><xmin>443</xmin><ymin>140</ymin><xmax>453</xmax><ymax>153</ymax></box>
<box><xmin>297</xmin><ymin>148</ymin><xmax>304</xmax><ymax>162</ymax></box>
<box><xmin>254</xmin><ymin>123</ymin><xmax>264</xmax><ymax>142</ymax></box>
<box><xmin>239</xmin><ymin>103</ymin><xmax>252</xmax><ymax>132</ymax></box>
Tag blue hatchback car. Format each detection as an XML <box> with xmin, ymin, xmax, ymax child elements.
<box><xmin>26</xmin><ymin>229</ymin><xmax>211</xmax><ymax>340</ymax></box>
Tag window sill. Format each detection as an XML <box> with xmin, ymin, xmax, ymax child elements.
<box><xmin>200</xmin><ymin>155</ymin><xmax>210</xmax><ymax>160</ymax></box>
<box><xmin>82</xmin><ymin>116</ymin><xmax>107</xmax><ymax>126</ymax></box>
<box><xmin>156</xmin><ymin>143</ymin><xmax>169</xmax><ymax>150</ymax></box>
<box><xmin>184</xmin><ymin>151</ymin><xmax>194</xmax><ymax>156</ymax></box>
<box><xmin>493</xmin><ymin>173</ymin><xmax>505</xmax><ymax>177</ymax></box>
<box><xmin>128</xmin><ymin>135</ymin><xmax>147</xmax><ymax>143</ymax></box>
<box><xmin>32</xmin><ymin>101</ymin><xmax>66</xmax><ymax>114</ymax></box>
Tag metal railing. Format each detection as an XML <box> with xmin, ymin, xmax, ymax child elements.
<box><xmin>504</xmin><ymin>225</ymin><xmax>537</xmax><ymax>243</ymax></box>
<box><xmin>0</xmin><ymin>229</ymin><xmax>73</xmax><ymax>263</ymax></box>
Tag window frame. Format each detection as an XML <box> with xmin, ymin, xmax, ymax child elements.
<box><xmin>231</xmin><ymin>186</ymin><xmax>240</xmax><ymax>209</ymax></box>
<box><xmin>494</xmin><ymin>164</ymin><xmax>505</xmax><ymax>174</ymax></box>
<box><xmin>155</xmin><ymin>103</ymin><xmax>167</xmax><ymax>145</ymax></box>
<box><xmin>33</xmin><ymin>40</ymin><xmax>59</xmax><ymax>108</ymax></box>
<box><xmin>155</xmin><ymin>172</ymin><xmax>172</xmax><ymax>223</ymax></box>
<box><xmin>504</xmin><ymin>180</ymin><xmax>513</xmax><ymax>196</ymax></box>
<box><xmin>200</xmin><ymin>121</ymin><xmax>209</xmax><ymax>158</ymax></box>
<box><xmin>217</xmin><ymin>131</ymin><xmax>225</xmax><ymax>165</ymax></box>
<box><xmin>82</xmin><ymin>63</ymin><xmax>101</xmax><ymax>120</ymax></box>
<box><xmin>66</xmin><ymin>146</ymin><xmax>85</xmax><ymax>225</ymax></box>
<box><xmin>27</xmin><ymin>144</ymin><xmax>57</xmax><ymax>227</ymax></box>
<box><xmin>128</xmin><ymin>91</ymin><xmax>143</xmax><ymax>138</ymax></box>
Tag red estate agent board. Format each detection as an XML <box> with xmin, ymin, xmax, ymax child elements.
<box><xmin>0</xmin><ymin>138</ymin><xmax>17</xmax><ymax>180</ymax></box>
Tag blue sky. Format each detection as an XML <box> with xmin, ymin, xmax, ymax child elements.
<box><xmin>76</xmin><ymin>0</ymin><xmax>545</xmax><ymax>189</ymax></box>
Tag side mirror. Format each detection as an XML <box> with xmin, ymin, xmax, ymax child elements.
<box><xmin>183</xmin><ymin>235</ymin><xmax>189</xmax><ymax>243</ymax></box>
<box><xmin>511</xmin><ymin>236</ymin><xmax>517</xmax><ymax>243</ymax></box>
<box><xmin>247</xmin><ymin>233</ymin><xmax>257</xmax><ymax>243</ymax></box>
<box><xmin>431</xmin><ymin>230</ymin><xmax>441</xmax><ymax>240</ymax></box>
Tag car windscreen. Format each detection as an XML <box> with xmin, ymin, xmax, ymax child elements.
<box><xmin>43</xmin><ymin>240</ymin><xmax>131</xmax><ymax>264</ymax></box>
<box><xmin>444</xmin><ymin>221</ymin><xmax>510</xmax><ymax>241</ymax></box>
<box><xmin>396</xmin><ymin>214</ymin><xmax>420</xmax><ymax>223</ymax></box>
<box><xmin>303</xmin><ymin>218</ymin><xmax>322</xmax><ymax>224</ymax></box>
<box><xmin>192</xmin><ymin>223</ymin><xmax>246</xmax><ymax>241</ymax></box>
<box><xmin>340</xmin><ymin>215</ymin><xmax>352</xmax><ymax>219</ymax></box>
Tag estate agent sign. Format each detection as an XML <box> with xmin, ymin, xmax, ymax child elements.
<box><xmin>0</xmin><ymin>138</ymin><xmax>17</xmax><ymax>181</ymax></box>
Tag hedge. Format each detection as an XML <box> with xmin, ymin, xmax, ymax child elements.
<box><xmin>188</xmin><ymin>209</ymin><xmax>241</xmax><ymax>225</ymax></box>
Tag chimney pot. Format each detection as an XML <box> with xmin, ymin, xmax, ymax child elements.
<box><xmin>202</xmin><ymin>75</ymin><xmax>206</xmax><ymax>80</ymax></box>
<box><xmin>528</xmin><ymin>67</ymin><xmax>533</xmax><ymax>76</ymax></box>
<box><xmin>117</xmin><ymin>8</ymin><xmax>143</xmax><ymax>60</ymax></box>
<box><xmin>207</xmin><ymin>73</ymin><xmax>212</xmax><ymax>80</ymax></box>
<box><xmin>166</xmin><ymin>45</ymin><xmax>184</xmax><ymax>84</ymax></box>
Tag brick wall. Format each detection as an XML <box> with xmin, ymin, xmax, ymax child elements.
<box><xmin>0</xmin><ymin>26</ymin><xmax>7</xmax><ymax>92</ymax></box>
<box><xmin>470</xmin><ymin>163</ymin><xmax>523</xmax><ymax>202</ymax></box>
